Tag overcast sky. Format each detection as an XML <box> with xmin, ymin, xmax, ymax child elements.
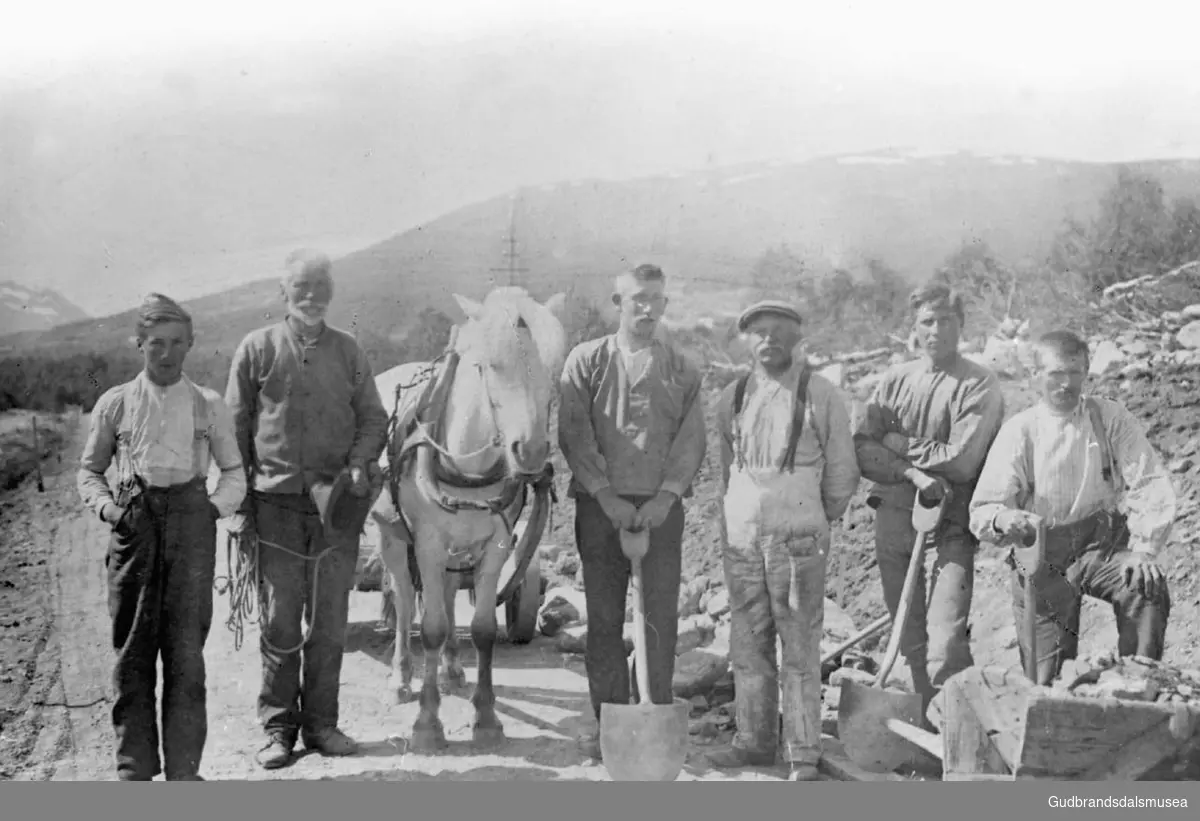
<box><xmin>3</xmin><ymin>0</ymin><xmax>1200</xmax><ymax>316</ymax></box>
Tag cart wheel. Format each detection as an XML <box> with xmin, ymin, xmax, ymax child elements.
<box><xmin>504</xmin><ymin>554</ymin><xmax>542</xmax><ymax>644</ymax></box>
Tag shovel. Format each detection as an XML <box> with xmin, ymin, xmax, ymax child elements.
<box><xmin>837</xmin><ymin>488</ymin><xmax>948</xmax><ymax>773</ymax></box>
<box><xmin>600</xmin><ymin>528</ymin><xmax>690</xmax><ymax>781</ymax></box>
<box><xmin>1009</xmin><ymin>514</ymin><xmax>1046</xmax><ymax>683</ymax></box>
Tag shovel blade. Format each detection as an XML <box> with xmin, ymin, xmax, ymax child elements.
<box><xmin>600</xmin><ymin>700</ymin><xmax>690</xmax><ymax>781</ymax></box>
<box><xmin>836</xmin><ymin>678</ymin><xmax>926</xmax><ymax>773</ymax></box>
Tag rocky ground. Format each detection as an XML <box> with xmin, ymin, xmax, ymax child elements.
<box><xmin>4</xmin><ymin>294</ymin><xmax>1200</xmax><ymax>781</ymax></box>
<box><xmin>533</xmin><ymin>301</ymin><xmax>1200</xmax><ymax>776</ymax></box>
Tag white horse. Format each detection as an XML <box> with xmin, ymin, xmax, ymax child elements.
<box><xmin>367</xmin><ymin>286</ymin><xmax>567</xmax><ymax>752</ymax></box>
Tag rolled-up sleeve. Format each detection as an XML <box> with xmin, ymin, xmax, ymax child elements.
<box><xmin>658</xmin><ymin>367</ymin><xmax>707</xmax><ymax>500</ymax></box>
<box><xmin>77</xmin><ymin>388</ymin><xmax>122</xmax><ymax>520</ymax></box>
<box><xmin>1111</xmin><ymin>404</ymin><xmax>1177</xmax><ymax>555</ymax></box>
<box><xmin>206</xmin><ymin>394</ymin><xmax>247</xmax><ymax>518</ymax></box>
<box><xmin>815</xmin><ymin>382</ymin><xmax>861</xmax><ymax>522</ymax></box>
<box><xmin>557</xmin><ymin>346</ymin><xmax>610</xmax><ymax>496</ymax></box>
<box><xmin>896</xmin><ymin>374</ymin><xmax>1006</xmax><ymax>485</ymax></box>
<box><xmin>967</xmin><ymin>417</ymin><xmax>1030</xmax><ymax>543</ymax></box>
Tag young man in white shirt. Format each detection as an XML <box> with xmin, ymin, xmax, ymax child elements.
<box><xmin>78</xmin><ymin>293</ymin><xmax>246</xmax><ymax>781</ymax></box>
<box><xmin>969</xmin><ymin>329</ymin><xmax>1175</xmax><ymax>684</ymax></box>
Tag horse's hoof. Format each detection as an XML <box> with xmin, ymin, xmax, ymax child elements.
<box><xmin>410</xmin><ymin>724</ymin><xmax>448</xmax><ymax>753</ymax></box>
<box><xmin>472</xmin><ymin>724</ymin><xmax>506</xmax><ymax>749</ymax></box>
<box><xmin>391</xmin><ymin>684</ymin><xmax>414</xmax><ymax>704</ymax></box>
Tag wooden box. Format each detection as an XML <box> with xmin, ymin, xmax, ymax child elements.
<box><xmin>938</xmin><ymin>666</ymin><xmax>1200</xmax><ymax>781</ymax></box>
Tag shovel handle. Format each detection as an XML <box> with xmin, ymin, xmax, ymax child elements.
<box><xmin>1023</xmin><ymin>571</ymin><xmax>1038</xmax><ymax>683</ymax></box>
<box><xmin>875</xmin><ymin>526</ymin><xmax>931</xmax><ymax>687</ymax></box>
<box><xmin>820</xmin><ymin>614</ymin><xmax>892</xmax><ymax>665</ymax></box>
<box><xmin>630</xmin><ymin>555</ymin><xmax>653</xmax><ymax>707</ymax></box>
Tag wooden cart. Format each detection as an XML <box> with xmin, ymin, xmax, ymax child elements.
<box><xmin>354</xmin><ymin>518</ymin><xmax>545</xmax><ymax>645</ymax></box>
<box><xmin>890</xmin><ymin>665</ymin><xmax>1200</xmax><ymax>781</ymax></box>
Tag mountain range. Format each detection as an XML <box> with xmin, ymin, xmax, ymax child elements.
<box><xmin>0</xmin><ymin>281</ymin><xmax>89</xmax><ymax>334</ymax></box>
<box><xmin>6</xmin><ymin>149</ymin><xmax>1200</xmax><ymax>360</ymax></box>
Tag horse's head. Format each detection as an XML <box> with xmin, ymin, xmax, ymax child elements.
<box><xmin>452</xmin><ymin>286</ymin><xmax>568</xmax><ymax>477</ymax></box>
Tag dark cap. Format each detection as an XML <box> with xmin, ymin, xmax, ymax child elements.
<box><xmin>736</xmin><ymin>300</ymin><xmax>803</xmax><ymax>332</ymax></box>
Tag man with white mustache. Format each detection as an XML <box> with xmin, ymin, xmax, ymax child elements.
<box><xmin>706</xmin><ymin>300</ymin><xmax>860</xmax><ymax>781</ymax></box>
<box><xmin>225</xmin><ymin>249</ymin><xmax>389</xmax><ymax>769</ymax></box>
<box><xmin>969</xmin><ymin>330</ymin><xmax>1175</xmax><ymax>684</ymax></box>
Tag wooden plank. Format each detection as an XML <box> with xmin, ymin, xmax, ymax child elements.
<box><xmin>819</xmin><ymin>735</ymin><xmax>910</xmax><ymax>782</ymax></box>
<box><xmin>954</xmin><ymin>666</ymin><xmax>1033</xmax><ymax>769</ymax></box>
<box><xmin>943</xmin><ymin>674</ymin><xmax>1012</xmax><ymax>777</ymax></box>
<box><xmin>1080</xmin><ymin>703</ymin><xmax>1198</xmax><ymax>781</ymax></box>
<box><xmin>1016</xmin><ymin>694</ymin><xmax>1198</xmax><ymax>778</ymax></box>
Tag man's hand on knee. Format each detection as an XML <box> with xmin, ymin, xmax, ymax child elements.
<box><xmin>1120</xmin><ymin>552</ymin><xmax>1166</xmax><ymax>601</ymax></box>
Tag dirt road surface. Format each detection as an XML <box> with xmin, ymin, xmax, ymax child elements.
<box><xmin>0</xmin><ymin>415</ymin><xmax>803</xmax><ymax>782</ymax></box>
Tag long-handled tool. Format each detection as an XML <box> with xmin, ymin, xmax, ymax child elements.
<box><xmin>600</xmin><ymin>528</ymin><xmax>690</xmax><ymax>781</ymax></box>
<box><xmin>837</xmin><ymin>489</ymin><xmax>948</xmax><ymax>773</ymax></box>
<box><xmin>821</xmin><ymin>614</ymin><xmax>892</xmax><ymax>667</ymax></box>
<box><xmin>1010</xmin><ymin>515</ymin><xmax>1046</xmax><ymax>683</ymax></box>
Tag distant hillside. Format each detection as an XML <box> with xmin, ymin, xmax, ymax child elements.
<box><xmin>0</xmin><ymin>281</ymin><xmax>89</xmax><ymax>334</ymax></box>
<box><xmin>8</xmin><ymin>149</ymin><xmax>1200</xmax><ymax>362</ymax></box>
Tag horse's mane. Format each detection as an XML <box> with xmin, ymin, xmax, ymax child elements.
<box><xmin>454</xmin><ymin>287</ymin><xmax>566</xmax><ymax>377</ymax></box>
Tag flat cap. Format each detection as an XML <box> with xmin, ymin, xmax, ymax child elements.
<box><xmin>736</xmin><ymin>300</ymin><xmax>803</xmax><ymax>332</ymax></box>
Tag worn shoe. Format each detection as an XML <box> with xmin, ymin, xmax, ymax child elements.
<box><xmin>787</xmin><ymin>763</ymin><xmax>822</xmax><ymax>781</ymax></box>
<box><xmin>303</xmin><ymin>727</ymin><xmax>359</xmax><ymax>757</ymax></box>
<box><xmin>705</xmin><ymin>746</ymin><xmax>777</xmax><ymax>769</ymax></box>
<box><xmin>255</xmin><ymin>735</ymin><xmax>295</xmax><ymax>770</ymax></box>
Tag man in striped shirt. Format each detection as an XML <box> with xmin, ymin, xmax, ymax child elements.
<box><xmin>968</xmin><ymin>330</ymin><xmax>1175</xmax><ymax>685</ymax></box>
<box><xmin>853</xmin><ymin>284</ymin><xmax>1006</xmax><ymax>712</ymax></box>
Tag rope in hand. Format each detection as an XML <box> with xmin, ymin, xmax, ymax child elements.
<box><xmin>213</xmin><ymin>528</ymin><xmax>336</xmax><ymax>655</ymax></box>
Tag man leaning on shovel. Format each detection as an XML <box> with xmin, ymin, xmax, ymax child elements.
<box><xmin>225</xmin><ymin>249</ymin><xmax>389</xmax><ymax>769</ymax></box>
<box><xmin>78</xmin><ymin>293</ymin><xmax>246</xmax><ymax>781</ymax></box>
<box><xmin>704</xmin><ymin>300</ymin><xmax>860</xmax><ymax>781</ymax></box>
<box><xmin>557</xmin><ymin>263</ymin><xmax>708</xmax><ymax>762</ymax></box>
<box><xmin>852</xmin><ymin>283</ymin><xmax>1005</xmax><ymax>716</ymax></box>
<box><xmin>968</xmin><ymin>330</ymin><xmax>1175</xmax><ymax>685</ymax></box>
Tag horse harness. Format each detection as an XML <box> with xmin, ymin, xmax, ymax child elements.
<box><xmin>380</xmin><ymin>334</ymin><xmax>556</xmax><ymax>584</ymax></box>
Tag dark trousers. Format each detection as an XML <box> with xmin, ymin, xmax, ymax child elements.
<box><xmin>105</xmin><ymin>476</ymin><xmax>217</xmax><ymax>781</ymax></box>
<box><xmin>873</xmin><ymin>504</ymin><xmax>976</xmax><ymax>698</ymax></box>
<box><xmin>1011</xmin><ymin>514</ymin><xmax>1170</xmax><ymax>685</ymax></box>
<box><xmin>575</xmin><ymin>493</ymin><xmax>684</xmax><ymax>722</ymax></box>
<box><xmin>253</xmin><ymin>491</ymin><xmax>359</xmax><ymax>741</ymax></box>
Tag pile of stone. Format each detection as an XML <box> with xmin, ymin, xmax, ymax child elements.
<box><xmin>536</xmin><ymin>561</ymin><xmax>878</xmax><ymax>740</ymax></box>
<box><xmin>1052</xmin><ymin>653</ymin><xmax>1200</xmax><ymax>706</ymax></box>
<box><xmin>1086</xmin><ymin>302</ymin><xmax>1200</xmax><ymax>384</ymax></box>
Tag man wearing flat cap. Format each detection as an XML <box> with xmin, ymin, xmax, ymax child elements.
<box><xmin>78</xmin><ymin>293</ymin><xmax>246</xmax><ymax>780</ymax></box>
<box><xmin>706</xmin><ymin>300</ymin><xmax>860</xmax><ymax>781</ymax></box>
<box><xmin>225</xmin><ymin>249</ymin><xmax>389</xmax><ymax>769</ymax></box>
<box><xmin>852</xmin><ymin>283</ymin><xmax>1005</xmax><ymax>716</ymax></box>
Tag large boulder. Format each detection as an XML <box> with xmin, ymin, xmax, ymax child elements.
<box><xmin>538</xmin><ymin>587</ymin><xmax>588</xmax><ymax>637</ymax></box>
<box><xmin>675</xmin><ymin>614</ymin><xmax>717</xmax><ymax>655</ymax></box>
<box><xmin>1178</xmin><ymin>320</ymin><xmax>1200</xmax><ymax>350</ymax></box>
<box><xmin>673</xmin><ymin>648</ymin><xmax>731</xmax><ymax>699</ymax></box>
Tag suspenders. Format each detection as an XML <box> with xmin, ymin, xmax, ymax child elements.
<box><xmin>731</xmin><ymin>365</ymin><xmax>813</xmax><ymax>473</ymax></box>
<box><xmin>113</xmin><ymin>378</ymin><xmax>212</xmax><ymax>496</ymax></box>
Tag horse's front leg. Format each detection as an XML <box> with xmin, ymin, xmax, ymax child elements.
<box><xmin>441</xmin><ymin>567</ymin><xmax>468</xmax><ymax>694</ymax></box>
<box><xmin>469</xmin><ymin>539</ymin><xmax>508</xmax><ymax>748</ymax></box>
<box><xmin>376</xmin><ymin>525</ymin><xmax>416</xmax><ymax>703</ymax></box>
<box><xmin>411</xmin><ymin>536</ymin><xmax>449</xmax><ymax>752</ymax></box>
